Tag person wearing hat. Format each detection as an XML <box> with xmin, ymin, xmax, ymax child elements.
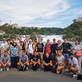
<box><xmin>1</xmin><ymin>38</ymin><xmax>7</xmax><ymax>55</ymax></box>
<box><xmin>66</xmin><ymin>53</ymin><xmax>80</xmax><ymax>74</ymax></box>
<box><xmin>27</xmin><ymin>39</ymin><xmax>34</xmax><ymax>61</ymax></box>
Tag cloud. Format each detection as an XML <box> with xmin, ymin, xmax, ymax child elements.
<box><xmin>0</xmin><ymin>0</ymin><xmax>70</xmax><ymax>26</ymax></box>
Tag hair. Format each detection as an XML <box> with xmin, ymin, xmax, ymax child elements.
<box><xmin>4</xmin><ymin>51</ymin><xmax>8</xmax><ymax>53</ymax></box>
<box><xmin>7</xmin><ymin>39</ymin><xmax>11</xmax><ymax>42</ymax></box>
<box><xmin>64</xmin><ymin>38</ymin><xmax>67</xmax><ymax>40</ymax></box>
<box><xmin>75</xmin><ymin>40</ymin><xmax>80</xmax><ymax>45</ymax></box>
<box><xmin>21</xmin><ymin>41</ymin><xmax>25</xmax><ymax>50</ymax></box>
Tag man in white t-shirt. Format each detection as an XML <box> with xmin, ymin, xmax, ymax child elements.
<box><xmin>66</xmin><ymin>53</ymin><xmax>80</xmax><ymax>74</ymax></box>
<box><xmin>1</xmin><ymin>38</ymin><xmax>7</xmax><ymax>55</ymax></box>
<box><xmin>27</xmin><ymin>39</ymin><xmax>34</xmax><ymax>60</ymax></box>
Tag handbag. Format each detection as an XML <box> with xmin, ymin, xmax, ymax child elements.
<box><xmin>76</xmin><ymin>46</ymin><xmax>82</xmax><ymax>56</ymax></box>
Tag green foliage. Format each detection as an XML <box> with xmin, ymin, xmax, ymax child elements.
<box><xmin>64</xmin><ymin>21</ymin><xmax>82</xmax><ymax>41</ymax></box>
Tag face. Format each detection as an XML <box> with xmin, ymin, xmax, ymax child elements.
<box><xmin>23</xmin><ymin>52</ymin><xmax>26</xmax><ymax>56</ymax></box>
<box><xmin>35</xmin><ymin>39</ymin><xmax>37</xmax><ymax>42</ymax></box>
<box><xmin>4</xmin><ymin>52</ymin><xmax>7</xmax><ymax>56</ymax></box>
<box><xmin>75</xmin><ymin>40</ymin><xmax>79</xmax><ymax>45</ymax></box>
<box><xmin>46</xmin><ymin>53</ymin><xmax>49</xmax><ymax>57</ymax></box>
<box><xmin>47</xmin><ymin>40</ymin><xmax>50</xmax><ymax>44</ymax></box>
<box><xmin>13</xmin><ymin>42</ymin><xmax>16</xmax><ymax>46</ymax></box>
<box><xmin>64</xmin><ymin>39</ymin><xmax>67</xmax><ymax>43</ymax></box>
<box><xmin>8</xmin><ymin>41</ymin><xmax>10</xmax><ymax>44</ymax></box>
<box><xmin>3</xmin><ymin>40</ymin><xmax>6</xmax><ymax>43</ymax></box>
<box><xmin>12</xmin><ymin>38</ymin><xmax>15</xmax><ymax>42</ymax></box>
<box><xmin>34</xmin><ymin>52</ymin><xmax>37</xmax><ymax>56</ymax></box>
<box><xmin>26</xmin><ymin>38</ymin><xmax>29</xmax><ymax>42</ymax></box>
<box><xmin>70</xmin><ymin>55</ymin><xmax>73</xmax><ymax>59</ymax></box>
<box><xmin>19</xmin><ymin>39</ymin><xmax>22</xmax><ymax>42</ymax></box>
<box><xmin>29</xmin><ymin>41</ymin><xmax>32</xmax><ymax>44</ymax></box>
<box><xmin>58</xmin><ymin>40</ymin><xmax>61</xmax><ymax>45</ymax></box>
<box><xmin>53</xmin><ymin>39</ymin><xmax>56</xmax><ymax>43</ymax></box>
<box><xmin>39</xmin><ymin>38</ymin><xmax>41</xmax><ymax>43</ymax></box>
<box><xmin>21</xmin><ymin>41</ymin><xmax>24</xmax><ymax>46</ymax></box>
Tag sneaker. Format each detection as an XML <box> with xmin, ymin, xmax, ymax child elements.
<box><xmin>26</xmin><ymin>67</ymin><xmax>29</xmax><ymax>71</ymax></box>
<box><xmin>0</xmin><ymin>68</ymin><xmax>3</xmax><ymax>72</ymax></box>
<box><xmin>7</xmin><ymin>68</ymin><xmax>9</xmax><ymax>71</ymax></box>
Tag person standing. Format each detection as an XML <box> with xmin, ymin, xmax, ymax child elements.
<box><xmin>62</xmin><ymin>38</ymin><xmax>73</xmax><ymax>68</ymax></box>
<box><xmin>4</xmin><ymin>39</ymin><xmax>11</xmax><ymax>55</ymax></box>
<box><xmin>51</xmin><ymin>38</ymin><xmax>58</xmax><ymax>64</ymax></box>
<box><xmin>27</xmin><ymin>39</ymin><xmax>34</xmax><ymax>60</ymax></box>
<box><xmin>1</xmin><ymin>38</ymin><xmax>7</xmax><ymax>55</ymax></box>
<box><xmin>36</xmin><ymin>38</ymin><xmax>44</xmax><ymax>62</ymax></box>
<box><xmin>10</xmin><ymin>42</ymin><xmax>19</xmax><ymax>69</ymax></box>
<box><xmin>45</xmin><ymin>39</ymin><xmax>52</xmax><ymax>55</ymax></box>
<box><xmin>73</xmin><ymin>40</ymin><xmax>82</xmax><ymax>73</ymax></box>
<box><xmin>33</xmin><ymin>38</ymin><xmax>38</xmax><ymax>51</ymax></box>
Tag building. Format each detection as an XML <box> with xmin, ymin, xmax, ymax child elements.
<box><xmin>11</xmin><ymin>24</ymin><xmax>18</xmax><ymax>28</ymax></box>
<box><xmin>76</xmin><ymin>17</ymin><xmax>82</xmax><ymax>22</ymax></box>
<box><xmin>0</xmin><ymin>30</ymin><xmax>5</xmax><ymax>35</ymax></box>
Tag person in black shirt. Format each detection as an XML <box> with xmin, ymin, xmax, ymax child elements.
<box><xmin>56</xmin><ymin>40</ymin><xmax>63</xmax><ymax>54</ymax></box>
<box><xmin>30</xmin><ymin>51</ymin><xmax>40</xmax><ymax>71</ymax></box>
<box><xmin>42</xmin><ymin>53</ymin><xmax>52</xmax><ymax>71</ymax></box>
<box><xmin>62</xmin><ymin>38</ymin><xmax>73</xmax><ymax>68</ymax></box>
<box><xmin>36</xmin><ymin>38</ymin><xmax>44</xmax><ymax>62</ymax></box>
<box><xmin>51</xmin><ymin>38</ymin><xmax>58</xmax><ymax>64</ymax></box>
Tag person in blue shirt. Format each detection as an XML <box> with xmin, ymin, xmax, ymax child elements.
<box><xmin>30</xmin><ymin>51</ymin><xmax>40</xmax><ymax>71</ymax></box>
<box><xmin>17</xmin><ymin>51</ymin><xmax>29</xmax><ymax>71</ymax></box>
<box><xmin>0</xmin><ymin>51</ymin><xmax>11</xmax><ymax>71</ymax></box>
<box><xmin>10</xmin><ymin>42</ymin><xmax>19</xmax><ymax>69</ymax></box>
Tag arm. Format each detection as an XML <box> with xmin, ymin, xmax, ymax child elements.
<box><xmin>24</xmin><ymin>59</ymin><xmax>29</xmax><ymax>65</ymax></box>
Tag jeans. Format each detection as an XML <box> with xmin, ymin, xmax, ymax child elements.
<box><xmin>11</xmin><ymin>57</ymin><xmax>19</xmax><ymax>68</ymax></box>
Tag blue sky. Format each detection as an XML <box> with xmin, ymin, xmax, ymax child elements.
<box><xmin>0</xmin><ymin>0</ymin><xmax>82</xmax><ymax>28</ymax></box>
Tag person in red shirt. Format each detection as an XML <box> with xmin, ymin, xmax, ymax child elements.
<box><xmin>45</xmin><ymin>39</ymin><xmax>52</xmax><ymax>55</ymax></box>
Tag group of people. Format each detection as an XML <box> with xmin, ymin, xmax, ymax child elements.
<box><xmin>0</xmin><ymin>37</ymin><xmax>82</xmax><ymax>76</ymax></box>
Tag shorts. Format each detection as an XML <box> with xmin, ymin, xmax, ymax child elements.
<box><xmin>62</xmin><ymin>53</ymin><xmax>69</xmax><ymax>60</ymax></box>
<box><xmin>66</xmin><ymin>67</ymin><xmax>78</xmax><ymax>72</ymax></box>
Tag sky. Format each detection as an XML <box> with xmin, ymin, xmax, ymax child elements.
<box><xmin>0</xmin><ymin>0</ymin><xmax>82</xmax><ymax>28</ymax></box>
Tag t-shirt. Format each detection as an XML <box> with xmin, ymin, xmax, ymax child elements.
<box><xmin>56</xmin><ymin>55</ymin><xmax>64</xmax><ymax>64</ymax></box>
<box><xmin>73</xmin><ymin>45</ymin><xmax>82</xmax><ymax>54</ymax></box>
<box><xmin>20</xmin><ymin>55</ymin><xmax>28</xmax><ymax>63</ymax></box>
<box><xmin>36</xmin><ymin>43</ymin><xmax>44</xmax><ymax>52</ymax></box>
<box><xmin>62</xmin><ymin>43</ymin><xmax>72</xmax><ymax>53</ymax></box>
<box><xmin>51</xmin><ymin>43</ymin><xmax>58</xmax><ymax>54</ymax></box>
<box><xmin>43</xmin><ymin>55</ymin><xmax>52</xmax><ymax>63</ymax></box>
<box><xmin>1</xmin><ymin>42</ymin><xmax>7</xmax><ymax>54</ymax></box>
<box><xmin>33</xmin><ymin>42</ymin><xmax>38</xmax><ymax>50</ymax></box>
<box><xmin>45</xmin><ymin>43</ymin><xmax>52</xmax><ymax>53</ymax></box>
<box><xmin>56</xmin><ymin>45</ymin><xmax>63</xmax><ymax>51</ymax></box>
<box><xmin>32</xmin><ymin>55</ymin><xmax>40</xmax><ymax>62</ymax></box>
<box><xmin>1</xmin><ymin>55</ymin><xmax>10</xmax><ymax>64</ymax></box>
<box><xmin>27</xmin><ymin>44</ymin><xmax>34</xmax><ymax>53</ymax></box>
<box><xmin>69</xmin><ymin>57</ymin><xmax>80</xmax><ymax>70</ymax></box>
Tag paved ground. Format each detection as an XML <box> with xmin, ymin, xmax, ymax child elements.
<box><xmin>0</xmin><ymin>69</ymin><xmax>82</xmax><ymax>82</ymax></box>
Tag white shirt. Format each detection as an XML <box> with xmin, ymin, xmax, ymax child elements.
<box><xmin>1</xmin><ymin>42</ymin><xmax>7</xmax><ymax>54</ymax></box>
<box><xmin>69</xmin><ymin>57</ymin><xmax>80</xmax><ymax>70</ymax></box>
<box><xmin>57</xmin><ymin>55</ymin><xmax>64</xmax><ymax>64</ymax></box>
<box><xmin>73</xmin><ymin>45</ymin><xmax>82</xmax><ymax>54</ymax></box>
<box><xmin>27</xmin><ymin>44</ymin><xmax>33</xmax><ymax>53</ymax></box>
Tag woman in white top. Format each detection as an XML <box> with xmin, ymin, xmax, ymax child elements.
<box><xmin>56</xmin><ymin>50</ymin><xmax>64</xmax><ymax>74</ymax></box>
<box><xmin>73</xmin><ymin>40</ymin><xmax>82</xmax><ymax>72</ymax></box>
